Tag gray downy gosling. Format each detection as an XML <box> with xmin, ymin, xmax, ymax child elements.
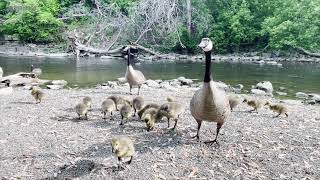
<box><xmin>265</xmin><ymin>101</ymin><xmax>289</xmax><ymax>118</ymax></box>
<box><xmin>132</xmin><ymin>96</ymin><xmax>144</xmax><ymax>117</ymax></box>
<box><xmin>83</xmin><ymin>96</ymin><xmax>92</xmax><ymax>110</ymax></box>
<box><xmin>120</xmin><ymin>101</ymin><xmax>133</xmax><ymax>125</ymax></box>
<box><xmin>141</xmin><ymin>107</ymin><xmax>162</xmax><ymax>131</ymax></box>
<box><xmin>101</xmin><ymin>99</ymin><xmax>116</xmax><ymax>120</ymax></box>
<box><xmin>75</xmin><ymin>102</ymin><xmax>89</xmax><ymax>120</ymax></box>
<box><xmin>137</xmin><ymin>103</ymin><xmax>160</xmax><ymax>119</ymax></box>
<box><xmin>111</xmin><ymin>136</ymin><xmax>135</xmax><ymax>169</ymax></box>
<box><xmin>30</xmin><ymin>86</ymin><xmax>45</xmax><ymax>104</ymax></box>
<box><xmin>158</xmin><ymin>97</ymin><xmax>185</xmax><ymax>130</ymax></box>
<box><xmin>243</xmin><ymin>98</ymin><xmax>267</xmax><ymax>113</ymax></box>
<box><xmin>228</xmin><ymin>94</ymin><xmax>241</xmax><ymax>111</ymax></box>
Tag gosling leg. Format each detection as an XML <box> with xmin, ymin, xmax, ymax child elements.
<box><xmin>103</xmin><ymin>112</ymin><xmax>106</xmax><ymax>119</ymax></box>
<box><xmin>285</xmin><ymin>112</ymin><xmax>288</xmax><ymax>117</ymax></box>
<box><xmin>129</xmin><ymin>85</ymin><xmax>132</xmax><ymax>95</ymax></box>
<box><xmin>127</xmin><ymin>156</ymin><xmax>133</xmax><ymax>164</ymax></box>
<box><xmin>204</xmin><ymin>123</ymin><xmax>222</xmax><ymax>145</ymax></box>
<box><xmin>85</xmin><ymin>113</ymin><xmax>88</xmax><ymax>120</ymax></box>
<box><xmin>137</xmin><ymin>85</ymin><xmax>141</xmax><ymax>95</ymax></box>
<box><xmin>191</xmin><ymin>120</ymin><xmax>202</xmax><ymax>140</ymax></box>
<box><xmin>167</xmin><ymin>118</ymin><xmax>170</xmax><ymax>128</ymax></box>
<box><xmin>118</xmin><ymin>157</ymin><xmax>122</xmax><ymax>169</ymax></box>
<box><xmin>172</xmin><ymin>118</ymin><xmax>178</xmax><ymax>130</ymax></box>
<box><xmin>120</xmin><ymin>115</ymin><xmax>124</xmax><ymax>125</ymax></box>
<box><xmin>274</xmin><ymin>113</ymin><xmax>281</xmax><ymax>118</ymax></box>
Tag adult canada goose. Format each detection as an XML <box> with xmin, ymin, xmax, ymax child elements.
<box><xmin>125</xmin><ymin>47</ymin><xmax>146</xmax><ymax>95</ymax></box>
<box><xmin>31</xmin><ymin>65</ymin><xmax>42</xmax><ymax>78</ymax></box>
<box><xmin>190</xmin><ymin>38</ymin><xmax>231</xmax><ymax>144</ymax></box>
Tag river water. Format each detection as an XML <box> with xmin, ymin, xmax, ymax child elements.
<box><xmin>0</xmin><ymin>56</ymin><xmax>319</xmax><ymax>97</ymax></box>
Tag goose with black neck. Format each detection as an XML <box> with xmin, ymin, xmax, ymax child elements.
<box><xmin>190</xmin><ymin>38</ymin><xmax>231</xmax><ymax>144</ymax></box>
<box><xmin>124</xmin><ymin>47</ymin><xmax>146</xmax><ymax>95</ymax></box>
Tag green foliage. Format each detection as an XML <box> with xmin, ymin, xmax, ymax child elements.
<box><xmin>262</xmin><ymin>0</ymin><xmax>320</xmax><ymax>50</ymax></box>
<box><xmin>2</xmin><ymin>0</ymin><xmax>63</xmax><ymax>42</ymax></box>
<box><xmin>104</xmin><ymin>0</ymin><xmax>136</xmax><ymax>15</ymax></box>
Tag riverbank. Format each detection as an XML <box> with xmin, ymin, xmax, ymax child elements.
<box><xmin>0</xmin><ymin>85</ymin><xmax>319</xmax><ymax>179</ymax></box>
<box><xmin>1</xmin><ymin>42</ymin><xmax>320</xmax><ymax>63</ymax></box>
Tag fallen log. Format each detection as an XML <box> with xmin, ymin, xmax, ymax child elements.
<box><xmin>294</xmin><ymin>46</ymin><xmax>320</xmax><ymax>58</ymax></box>
<box><xmin>2</xmin><ymin>73</ymin><xmax>50</xmax><ymax>86</ymax></box>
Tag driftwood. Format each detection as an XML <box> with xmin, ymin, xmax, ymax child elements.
<box><xmin>2</xmin><ymin>73</ymin><xmax>50</xmax><ymax>86</ymax></box>
<box><xmin>67</xmin><ymin>32</ymin><xmax>162</xmax><ymax>59</ymax></box>
<box><xmin>294</xmin><ymin>46</ymin><xmax>320</xmax><ymax>58</ymax></box>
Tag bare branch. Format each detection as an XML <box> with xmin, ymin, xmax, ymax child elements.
<box><xmin>135</xmin><ymin>28</ymin><xmax>152</xmax><ymax>44</ymax></box>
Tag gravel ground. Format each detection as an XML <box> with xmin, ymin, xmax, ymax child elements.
<box><xmin>0</xmin><ymin>85</ymin><xmax>320</xmax><ymax>179</ymax></box>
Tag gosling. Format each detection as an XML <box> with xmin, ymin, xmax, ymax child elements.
<box><xmin>132</xmin><ymin>96</ymin><xmax>144</xmax><ymax>117</ymax></box>
<box><xmin>111</xmin><ymin>136</ymin><xmax>135</xmax><ymax>168</ymax></box>
<box><xmin>83</xmin><ymin>96</ymin><xmax>92</xmax><ymax>110</ymax></box>
<box><xmin>158</xmin><ymin>97</ymin><xmax>185</xmax><ymax>130</ymax></box>
<box><xmin>75</xmin><ymin>102</ymin><xmax>88</xmax><ymax>120</ymax></box>
<box><xmin>107</xmin><ymin>95</ymin><xmax>129</xmax><ymax>111</ymax></box>
<box><xmin>30</xmin><ymin>86</ymin><xmax>45</xmax><ymax>103</ymax></box>
<box><xmin>228</xmin><ymin>94</ymin><xmax>241</xmax><ymax>111</ymax></box>
<box><xmin>243</xmin><ymin>98</ymin><xmax>267</xmax><ymax>113</ymax></box>
<box><xmin>101</xmin><ymin>99</ymin><xmax>116</xmax><ymax>120</ymax></box>
<box><xmin>265</xmin><ymin>101</ymin><xmax>289</xmax><ymax>118</ymax></box>
<box><xmin>137</xmin><ymin>103</ymin><xmax>160</xmax><ymax>119</ymax></box>
<box><xmin>141</xmin><ymin>107</ymin><xmax>161</xmax><ymax>131</ymax></box>
<box><xmin>120</xmin><ymin>101</ymin><xmax>133</xmax><ymax>125</ymax></box>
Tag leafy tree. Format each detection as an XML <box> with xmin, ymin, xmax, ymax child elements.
<box><xmin>2</xmin><ymin>0</ymin><xmax>63</xmax><ymax>42</ymax></box>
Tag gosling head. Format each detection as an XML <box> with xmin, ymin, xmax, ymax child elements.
<box><xmin>198</xmin><ymin>38</ymin><xmax>213</xmax><ymax>52</ymax></box>
<box><xmin>243</xmin><ymin>98</ymin><xmax>248</xmax><ymax>103</ymax></box>
<box><xmin>146</xmin><ymin>119</ymin><xmax>155</xmax><ymax>132</ymax></box>
<box><xmin>111</xmin><ymin>139</ymin><xmax>120</xmax><ymax>153</ymax></box>
<box><xmin>265</xmin><ymin>101</ymin><xmax>271</xmax><ymax>106</ymax></box>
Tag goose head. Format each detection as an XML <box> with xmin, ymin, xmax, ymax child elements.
<box><xmin>198</xmin><ymin>38</ymin><xmax>213</xmax><ymax>52</ymax></box>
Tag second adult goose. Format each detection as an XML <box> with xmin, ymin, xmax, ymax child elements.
<box><xmin>125</xmin><ymin>48</ymin><xmax>146</xmax><ymax>95</ymax></box>
<box><xmin>190</xmin><ymin>38</ymin><xmax>231</xmax><ymax>144</ymax></box>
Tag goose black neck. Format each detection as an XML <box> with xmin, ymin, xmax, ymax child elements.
<box><xmin>204</xmin><ymin>51</ymin><xmax>212</xmax><ymax>82</ymax></box>
<box><xmin>127</xmin><ymin>49</ymin><xmax>131</xmax><ymax>66</ymax></box>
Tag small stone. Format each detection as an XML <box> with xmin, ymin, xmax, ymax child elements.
<box><xmin>117</xmin><ymin>77</ymin><xmax>126</xmax><ymax>83</ymax></box>
<box><xmin>276</xmin><ymin>91</ymin><xmax>287</xmax><ymax>96</ymax></box>
<box><xmin>296</xmin><ymin>92</ymin><xmax>308</xmax><ymax>99</ymax></box>
<box><xmin>51</xmin><ymin>80</ymin><xmax>68</xmax><ymax>86</ymax></box>
<box><xmin>255</xmin><ymin>81</ymin><xmax>273</xmax><ymax>94</ymax></box>
<box><xmin>251</xmin><ymin>89</ymin><xmax>266</xmax><ymax>95</ymax></box>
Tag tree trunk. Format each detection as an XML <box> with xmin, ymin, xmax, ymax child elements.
<box><xmin>295</xmin><ymin>46</ymin><xmax>320</xmax><ymax>58</ymax></box>
<box><xmin>186</xmin><ymin>0</ymin><xmax>192</xmax><ymax>37</ymax></box>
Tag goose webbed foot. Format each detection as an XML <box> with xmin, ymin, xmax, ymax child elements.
<box><xmin>204</xmin><ymin>139</ymin><xmax>218</xmax><ymax>145</ymax></box>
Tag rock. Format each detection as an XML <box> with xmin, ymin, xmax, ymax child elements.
<box><xmin>145</xmin><ymin>79</ymin><xmax>160</xmax><ymax>88</ymax></box>
<box><xmin>177</xmin><ymin>76</ymin><xmax>193</xmax><ymax>86</ymax></box>
<box><xmin>266</xmin><ymin>61</ymin><xmax>278</xmax><ymax>65</ymax></box>
<box><xmin>155</xmin><ymin>80</ymin><xmax>163</xmax><ymax>83</ymax></box>
<box><xmin>0</xmin><ymin>67</ymin><xmax>3</xmax><ymax>78</ymax></box>
<box><xmin>309</xmin><ymin>94</ymin><xmax>320</xmax><ymax>103</ymax></box>
<box><xmin>279</xmin><ymin>86</ymin><xmax>286</xmax><ymax>91</ymax></box>
<box><xmin>251</xmin><ymin>89</ymin><xmax>267</xmax><ymax>95</ymax></box>
<box><xmin>0</xmin><ymin>87</ymin><xmax>13</xmax><ymax>95</ymax></box>
<box><xmin>305</xmin><ymin>100</ymin><xmax>316</xmax><ymax>105</ymax></box>
<box><xmin>100</xmin><ymin>55</ymin><xmax>114</xmax><ymax>59</ymax></box>
<box><xmin>170</xmin><ymin>79</ymin><xmax>180</xmax><ymax>87</ymax></box>
<box><xmin>296</xmin><ymin>92</ymin><xmax>308</xmax><ymax>99</ymax></box>
<box><xmin>276</xmin><ymin>91</ymin><xmax>287</xmax><ymax>96</ymax></box>
<box><xmin>23</xmin><ymin>85</ymin><xmax>32</xmax><ymax>90</ymax></box>
<box><xmin>254</xmin><ymin>60</ymin><xmax>265</xmax><ymax>65</ymax></box>
<box><xmin>103</xmin><ymin>81</ymin><xmax>118</xmax><ymax>88</ymax></box>
<box><xmin>159</xmin><ymin>81</ymin><xmax>170</xmax><ymax>88</ymax></box>
<box><xmin>51</xmin><ymin>80</ymin><xmax>68</xmax><ymax>86</ymax></box>
<box><xmin>117</xmin><ymin>77</ymin><xmax>126</xmax><ymax>83</ymax></box>
<box><xmin>47</xmin><ymin>85</ymin><xmax>64</xmax><ymax>90</ymax></box>
<box><xmin>215</xmin><ymin>81</ymin><xmax>231</xmax><ymax>92</ymax></box>
<box><xmin>255</xmin><ymin>81</ymin><xmax>273</xmax><ymax>94</ymax></box>
<box><xmin>162</xmin><ymin>84</ymin><xmax>177</xmax><ymax>91</ymax></box>
<box><xmin>234</xmin><ymin>84</ymin><xmax>244</xmax><ymax>90</ymax></box>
